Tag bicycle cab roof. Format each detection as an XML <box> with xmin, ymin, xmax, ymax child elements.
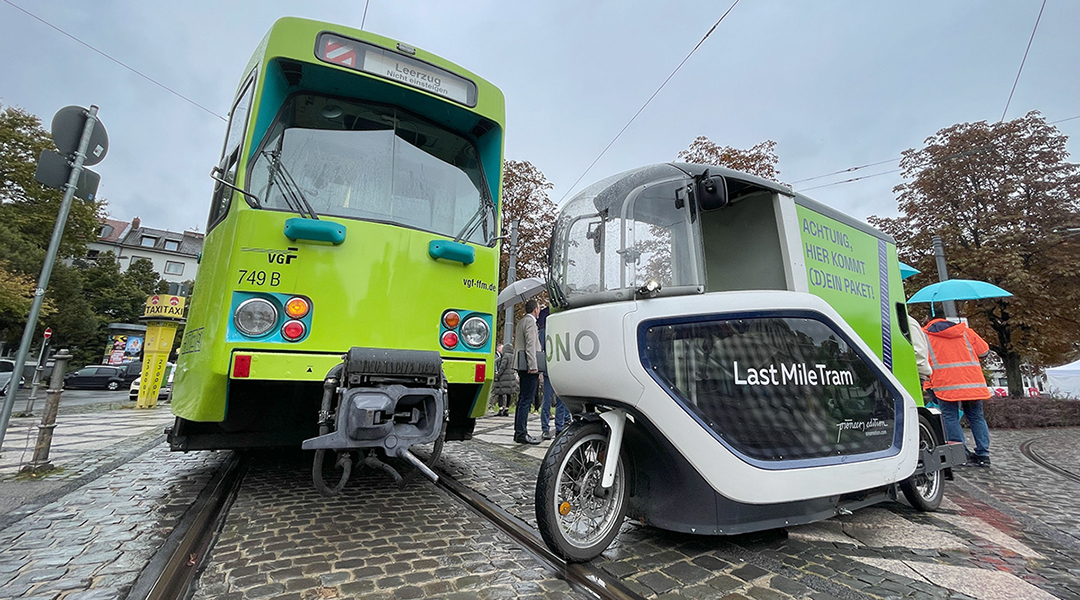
<box><xmin>548</xmin><ymin>163</ymin><xmax>799</xmax><ymax>310</ymax></box>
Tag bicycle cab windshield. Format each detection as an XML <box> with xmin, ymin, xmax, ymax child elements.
<box><xmin>247</xmin><ymin>93</ymin><xmax>494</xmax><ymax>244</ymax></box>
<box><xmin>549</xmin><ymin>164</ymin><xmax>705</xmax><ymax>309</ymax></box>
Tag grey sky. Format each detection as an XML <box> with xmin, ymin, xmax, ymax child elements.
<box><xmin>1</xmin><ymin>0</ymin><xmax>1077</xmax><ymax>233</ymax></box>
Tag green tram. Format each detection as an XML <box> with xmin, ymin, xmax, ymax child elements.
<box><xmin>170</xmin><ymin>17</ymin><xmax>504</xmax><ymax>487</ymax></box>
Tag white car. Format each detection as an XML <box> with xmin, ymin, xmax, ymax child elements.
<box><xmin>0</xmin><ymin>359</ymin><xmax>24</xmax><ymax>396</ymax></box>
<box><xmin>129</xmin><ymin>364</ymin><xmax>175</xmax><ymax>401</ymax></box>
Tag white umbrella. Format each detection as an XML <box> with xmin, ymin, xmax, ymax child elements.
<box><xmin>497</xmin><ymin>277</ymin><xmax>546</xmax><ymax>309</ymax></box>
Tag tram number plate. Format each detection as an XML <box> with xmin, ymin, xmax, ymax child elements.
<box><xmin>237</xmin><ymin>269</ymin><xmax>281</xmax><ymax>287</ymax></box>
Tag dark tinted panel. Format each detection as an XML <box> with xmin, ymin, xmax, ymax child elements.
<box><xmin>643</xmin><ymin>316</ymin><xmax>897</xmax><ymax>461</ymax></box>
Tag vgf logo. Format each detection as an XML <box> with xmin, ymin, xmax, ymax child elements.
<box><xmin>268</xmin><ymin>247</ymin><xmax>299</xmax><ymax>265</ymax></box>
<box><xmin>547</xmin><ymin>330</ymin><xmax>600</xmax><ymax>362</ymax></box>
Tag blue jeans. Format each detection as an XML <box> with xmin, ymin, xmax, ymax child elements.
<box><xmin>940</xmin><ymin>398</ymin><xmax>990</xmax><ymax>458</ymax></box>
<box><xmin>541</xmin><ymin>374</ymin><xmax>569</xmax><ymax>433</ymax></box>
<box><xmin>516</xmin><ymin>371</ymin><xmax>539</xmax><ymax>439</ymax></box>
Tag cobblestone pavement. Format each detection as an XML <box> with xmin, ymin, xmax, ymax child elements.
<box><xmin>193</xmin><ymin>451</ymin><xmax>582</xmax><ymax>600</ymax></box>
<box><xmin>443</xmin><ymin>415</ymin><xmax>1080</xmax><ymax>600</ymax></box>
<box><xmin>1</xmin><ymin>402</ymin><xmax>1077</xmax><ymax>600</ymax></box>
<box><xmin>0</xmin><ymin>443</ymin><xmax>227</xmax><ymax>599</ymax></box>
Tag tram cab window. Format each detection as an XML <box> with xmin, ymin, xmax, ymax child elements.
<box><xmin>208</xmin><ymin>73</ymin><xmax>256</xmax><ymax>231</ymax></box>
<box><xmin>247</xmin><ymin>94</ymin><xmax>494</xmax><ymax>245</ymax></box>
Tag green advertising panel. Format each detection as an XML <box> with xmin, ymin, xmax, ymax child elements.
<box><xmin>795</xmin><ymin>206</ymin><xmax>921</xmax><ymax>402</ymax></box>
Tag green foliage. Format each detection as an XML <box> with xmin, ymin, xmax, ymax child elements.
<box><xmin>870</xmin><ymin>112</ymin><xmax>1080</xmax><ymax>396</ymax></box>
<box><xmin>0</xmin><ymin>104</ymin><xmax>102</xmax><ymax>258</ymax></box>
<box><xmin>0</xmin><ymin>103</ymin><xmax>169</xmax><ymax>366</ymax></box>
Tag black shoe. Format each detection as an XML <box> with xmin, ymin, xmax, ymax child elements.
<box><xmin>514</xmin><ymin>434</ymin><xmax>540</xmax><ymax>445</ymax></box>
<box><xmin>542</xmin><ymin>431</ymin><xmax>553</xmax><ymax>440</ymax></box>
<box><xmin>974</xmin><ymin>455</ymin><xmax>991</xmax><ymax>467</ymax></box>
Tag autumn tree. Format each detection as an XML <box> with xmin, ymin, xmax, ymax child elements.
<box><xmin>868</xmin><ymin>111</ymin><xmax>1080</xmax><ymax>396</ymax></box>
<box><xmin>677</xmin><ymin>137</ymin><xmax>781</xmax><ymax>182</ymax></box>
<box><xmin>496</xmin><ymin>160</ymin><xmax>557</xmax><ymax>339</ymax></box>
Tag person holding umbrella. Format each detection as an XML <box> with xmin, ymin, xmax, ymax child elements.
<box><xmin>923</xmin><ymin>318</ymin><xmax>993</xmax><ymax>467</ymax></box>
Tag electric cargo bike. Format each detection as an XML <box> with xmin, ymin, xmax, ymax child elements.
<box><xmin>536</xmin><ymin>164</ymin><xmax>966</xmax><ymax>562</ymax></box>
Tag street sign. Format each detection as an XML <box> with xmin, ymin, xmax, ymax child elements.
<box><xmin>43</xmin><ymin>328</ymin><xmax>52</xmax><ymax>339</ymax></box>
<box><xmin>51</xmin><ymin>106</ymin><xmax>109</xmax><ymax>166</ymax></box>
<box><xmin>34</xmin><ymin>149</ymin><xmax>100</xmax><ymax>200</ymax></box>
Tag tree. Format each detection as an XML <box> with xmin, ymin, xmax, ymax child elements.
<box><xmin>677</xmin><ymin>137</ymin><xmax>781</xmax><ymax>182</ymax></box>
<box><xmin>0</xmin><ymin>103</ymin><xmax>105</xmax><ymax>364</ymax></box>
<box><xmin>497</xmin><ymin>160</ymin><xmax>557</xmax><ymax>339</ymax></box>
<box><xmin>0</xmin><ymin>104</ymin><xmax>102</xmax><ymax>258</ymax></box>
<box><xmin>868</xmin><ymin>111</ymin><xmax>1080</xmax><ymax>396</ymax></box>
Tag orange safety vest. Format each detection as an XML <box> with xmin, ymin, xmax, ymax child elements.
<box><xmin>924</xmin><ymin>319</ymin><xmax>991</xmax><ymax>401</ymax></box>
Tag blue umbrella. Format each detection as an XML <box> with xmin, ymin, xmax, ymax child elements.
<box><xmin>907</xmin><ymin>279</ymin><xmax>1012</xmax><ymax>304</ymax></box>
<box><xmin>899</xmin><ymin>262</ymin><xmax>920</xmax><ymax>280</ymax></box>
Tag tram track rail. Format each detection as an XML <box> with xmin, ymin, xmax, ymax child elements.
<box><xmin>127</xmin><ymin>452</ymin><xmax>247</xmax><ymax>600</ymax></box>
<box><xmin>436</xmin><ymin>471</ymin><xmax>647</xmax><ymax>600</ymax></box>
<box><xmin>1019</xmin><ymin>437</ymin><xmax>1080</xmax><ymax>484</ymax></box>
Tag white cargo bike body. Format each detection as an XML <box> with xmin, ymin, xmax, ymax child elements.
<box><xmin>535</xmin><ymin>164</ymin><xmax>966</xmax><ymax>561</ymax></box>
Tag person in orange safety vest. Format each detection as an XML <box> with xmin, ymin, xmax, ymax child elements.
<box><xmin>923</xmin><ymin>317</ymin><xmax>992</xmax><ymax>467</ymax></box>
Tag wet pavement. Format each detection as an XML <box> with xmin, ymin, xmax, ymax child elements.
<box><xmin>0</xmin><ymin>395</ymin><xmax>1078</xmax><ymax>600</ymax></box>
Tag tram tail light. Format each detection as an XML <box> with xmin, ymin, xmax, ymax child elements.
<box><xmin>441</xmin><ymin>330</ymin><xmax>459</xmax><ymax>349</ymax></box>
<box><xmin>282</xmin><ymin>319</ymin><xmax>307</xmax><ymax>341</ymax></box>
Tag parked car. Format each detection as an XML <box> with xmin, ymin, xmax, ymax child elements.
<box><xmin>129</xmin><ymin>363</ymin><xmax>175</xmax><ymax>401</ymax></box>
<box><xmin>0</xmin><ymin>359</ymin><xmax>21</xmax><ymax>396</ymax></box>
<box><xmin>117</xmin><ymin>361</ymin><xmax>143</xmax><ymax>385</ymax></box>
<box><xmin>64</xmin><ymin>365</ymin><xmax>127</xmax><ymax>391</ymax></box>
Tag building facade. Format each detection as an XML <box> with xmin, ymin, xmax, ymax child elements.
<box><xmin>86</xmin><ymin>217</ymin><xmax>203</xmax><ymax>284</ymax></box>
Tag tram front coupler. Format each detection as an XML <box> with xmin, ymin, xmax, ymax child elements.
<box><xmin>303</xmin><ymin>347</ymin><xmax>446</xmax><ymax>492</ymax></box>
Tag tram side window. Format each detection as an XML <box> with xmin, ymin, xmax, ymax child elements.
<box><xmin>208</xmin><ymin>75</ymin><xmax>256</xmax><ymax>231</ymax></box>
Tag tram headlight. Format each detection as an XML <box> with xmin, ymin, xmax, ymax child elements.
<box><xmin>234</xmin><ymin>298</ymin><xmax>278</xmax><ymax>337</ymax></box>
<box><xmin>460</xmin><ymin>316</ymin><xmax>489</xmax><ymax>348</ymax></box>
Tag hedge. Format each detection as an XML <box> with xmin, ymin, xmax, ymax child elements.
<box><xmin>981</xmin><ymin>396</ymin><xmax>1080</xmax><ymax>429</ymax></box>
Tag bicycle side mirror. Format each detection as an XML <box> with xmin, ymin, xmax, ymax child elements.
<box><xmin>694</xmin><ymin>170</ymin><xmax>729</xmax><ymax>211</ymax></box>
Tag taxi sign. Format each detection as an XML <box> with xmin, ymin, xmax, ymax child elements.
<box><xmin>143</xmin><ymin>294</ymin><xmax>186</xmax><ymax>319</ymax></box>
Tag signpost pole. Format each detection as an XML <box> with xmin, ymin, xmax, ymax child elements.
<box><xmin>931</xmin><ymin>235</ymin><xmax>958</xmax><ymax>320</ymax></box>
<box><xmin>501</xmin><ymin>219</ymin><xmax>519</xmax><ymax>347</ymax></box>
<box><xmin>0</xmin><ymin>107</ymin><xmax>98</xmax><ymax>452</ymax></box>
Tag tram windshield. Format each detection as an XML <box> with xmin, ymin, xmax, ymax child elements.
<box><xmin>248</xmin><ymin>93</ymin><xmax>494</xmax><ymax>244</ymax></box>
<box><xmin>550</xmin><ymin>165</ymin><xmax>705</xmax><ymax>309</ymax></box>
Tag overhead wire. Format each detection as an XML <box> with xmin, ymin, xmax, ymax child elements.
<box><xmin>1000</xmin><ymin>0</ymin><xmax>1047</xmax><ymax>122</ymax></box>
<box><xmin>558</xmin><ymin>0</ymin><xmax>742</xmax><ymax>203</ymax></box>
<box><xmin>1</xmin><ymin>0</ymin><xmax>227</xmax><ymax>122</ymax></box>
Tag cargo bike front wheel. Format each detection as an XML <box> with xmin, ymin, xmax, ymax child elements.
<box><xmin>535</xmin><ymin>419</ymin><xmax>628</xmax><ymax>562</ymax></box>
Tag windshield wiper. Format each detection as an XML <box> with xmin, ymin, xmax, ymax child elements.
<box><xmin>454</xmin><ymin>193</ymin><xmax>495</xmax><ymax>245</ymax></box>
<box><xmin>262</xmin><ymin>150</ymin><xmax>319</xmax><ymax>220</ymax></box>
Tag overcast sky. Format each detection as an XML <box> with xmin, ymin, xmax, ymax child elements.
<box><xmin>2</xmin><ymin>0</ymin><xmax>1077</xmax><ymax>234</ymax></box>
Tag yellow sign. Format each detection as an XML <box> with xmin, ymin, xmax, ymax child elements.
<box><xmin>143</xmin><ymin>294</ymin><xmax>186</xmax><ymax>319</ymax></box>
<box><xmin>136</xmin><ymin>321</ymin><xmax>178</xmax><ymax>409</ymax></box>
